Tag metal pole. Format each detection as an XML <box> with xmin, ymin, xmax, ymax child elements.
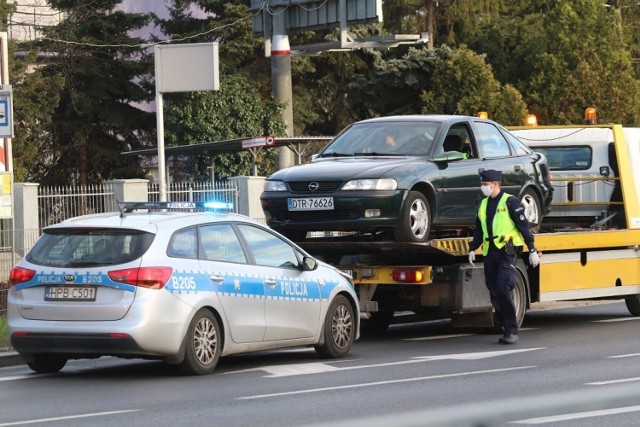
<box><xmin>0</xmin><ymin>32</ymin><xmax>10</xmax><ymax>172</ymax></box>
<box><xmin>154</xmin><ymin>45</ymin><xmax>167</xmax><ymax>202</ymax></box>
<box><xmin>270</xmin><ymin>13</ymin><xmax>294</xmax><ymax>171</ymax></box>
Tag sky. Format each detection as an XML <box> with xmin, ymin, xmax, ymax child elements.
<box><xmin>119</xmin><ymin>0</ymin><xmax>210</xmax><ymax>41</ymax></box>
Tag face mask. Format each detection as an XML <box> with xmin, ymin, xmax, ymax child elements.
<box><xmin>480</xmin><ymin>184</ymin><xmax>493</xmax><ymax>197</ymax></box>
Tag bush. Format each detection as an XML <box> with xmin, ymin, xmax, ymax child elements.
<box><xmin>0</xmin><ymin>316</ymin><xmax>8</xmax><ymax>348</ymax></box>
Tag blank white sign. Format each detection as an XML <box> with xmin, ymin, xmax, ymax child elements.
<box><xmin>155</xmin><ymin>43</ymin><xmax>220</xmax><ymax>93</ymax></box>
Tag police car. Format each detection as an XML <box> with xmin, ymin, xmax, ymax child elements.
<box><xmin>7</xmin><ymin>202</ymin><xmax>359</xmax><ymax>375</ymax></box>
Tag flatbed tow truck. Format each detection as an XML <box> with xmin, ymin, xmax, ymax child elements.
<box><xmin>298</xmin><ymin>123</ymin><xmax>640</xmax><ymax>332</ymax></box>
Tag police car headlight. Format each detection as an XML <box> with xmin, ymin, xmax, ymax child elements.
<box><xmin>342</xmin><ymin>178</ymin><xmax>397</xmax><ymax>191</ymax></box>
<box><xmin>264</xmin><ymin>180</ymin><xmax>287</xmax><ymax>192</ymax></box>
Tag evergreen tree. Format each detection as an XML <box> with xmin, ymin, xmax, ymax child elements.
<box><xmin>35</xmin><ymin>0</ymin><xmax>154</xmax><ymax>186</ymax></box>
<box><xmin>347</xmin><ymin>45</ymin><xmax>526</xmax><ymax>125</ymax></box>
<box><xmin>0</xmin><ymin>1</ymin><xmax>66</xmax><ymax>182</ymax></box>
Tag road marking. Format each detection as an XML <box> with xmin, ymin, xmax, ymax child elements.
<box><xmin>586</xmin><ymin>377</ymin><xmax>640</xmax><ymax>386</ymax></box>
<box><xmin>607</xmin><ymin>353</ymin><xmax>640</xmax><ymax>359</ymax></box>
<box><xmin>0</xmin><ymin>375</ymin><xmax>41</xmax><ymax>382</ymax></box>
<box><xmin>237</xmin><ymin>366</ymin><xmax>536</xmax><ymax>400</ymax></box>
<box><xmin>593</xmin><ymin>317</ymin><xmax>640</xmax><ymax>323</ymax></box>
<box><xmin>223</xmin><ymin>359</ymin><xmax>356</xmax><ymax>377</ymax></box>
<box><xmin>403</xmin><ymin>328</ymin><xmax>537</xmax><ymax>341</ymax></box>
<box><xmin>226</xmin><ymin>348</ymin><xmax>545</xmax><ymax>377</ymax></box>
<box><xmin>511</xmin><ymin>405</ymin><xmax>640</xmax><ymax>424</ymax></box>
<box><xmin>403</xmin><ymin>333</ymin><xmax>475</xmax><ymax>341</ymax></box>
<box><xmin>0</xmin><ymin>410</ymin><xmax>141</xmax><ymax>426</ymax></box>
<box><xmin>414</xmin><ymin>348</ymin><xmax>545</xmax><ymax>361</ymax></box>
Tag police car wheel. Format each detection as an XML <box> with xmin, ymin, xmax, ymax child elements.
<box><xmin>393</xmin><ymin>191</ymin><xmax>431</xmax><ymax>243</ymax></box>
<box><xmin>178</xmin><ymin>309</ymin><xmax>221</xmax><ymax>375</ymax></box>
<box><xmin>26</xmin><ymin>354</ymin><xmax>67</xmax><ymax>374</ymax></box>
<box><xmin>315</xmin><ymin>295</ymin><xmax>355</xmax><ymax>358</ymax></box>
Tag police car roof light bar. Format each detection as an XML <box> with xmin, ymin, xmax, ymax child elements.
<box><xmin>117</xmin><ymin>201</ymin><xmax>232</xmax><ymax>214</ymax></box>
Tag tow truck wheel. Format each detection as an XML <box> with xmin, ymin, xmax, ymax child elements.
<box><xmin>362</xmin><ymin>311</ymin><xmax>395</xmax><ymax>334</ymax></box>
<box><xmin>488</xmin><ymin>271</ymin><xmax>527</xmax><ymax>333</ymax></box>
<box><xmin>512</xmin><ymin>274</ymin><xmax>527</xmax><ymax>327</ymax></box>
<box><xmin>520</xmin><ymin>188</ymin><xmax>541</xmax><ymax>232</ymax></box>
<box><xmin>393</xmin><ymin>191</ymin><xmax>431</xmax><ymax>243</ymax></box>
<box><xmin>315</xmin><ymin>295</ymin><xmax>355</xmax><ymax>358</ymax></box>
<box><xmin>625</xmin><ymin>295</ymin><xmax>640</xmax><ymax>316</ymax></box>
<box><xmin>26</xmin><ymin>354</ymin><xmax>67</xmax><ymax>373</ymax></box>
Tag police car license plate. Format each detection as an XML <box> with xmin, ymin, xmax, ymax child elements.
<box><xmin>45</xmin><ymin>286</ymin><xmax>97</xmax><ymax>301</ymax></box>
<box><xmin>288</xmin><ymin>197</ymin><xmax>334</xmax><ymax>211</ymax></box>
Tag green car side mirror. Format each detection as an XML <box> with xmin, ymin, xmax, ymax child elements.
<box><xmin>432</xmin><ymin>151</ymin><xmax>467</xmax><ymax>162</ymax></box>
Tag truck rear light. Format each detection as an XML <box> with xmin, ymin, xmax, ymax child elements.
<box><xmin>392</xmin><ymin>269</ymin><xmax>424</xmax><ymax>283</ymax></box>
<box><xmin>9</xmin><ymin>267</ymin><xmax>36</xmax><ymax>286</ymax></box>
<box><xmin>108</xmin><ymin>267</ymin><xmax>173</xmax><ymax>289</ymax></box>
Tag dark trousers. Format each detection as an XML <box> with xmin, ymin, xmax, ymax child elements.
<box><xmin>483</xmin><ymin>247</ymin><xmax>518</xmax><ymax>335</ymax></box>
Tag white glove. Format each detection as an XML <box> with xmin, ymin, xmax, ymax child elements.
<box><xmin>468</xmin><ymin>251</ymin><xmax>476</xmax><ymax>266</ymax></box>
<box><xmin>529</xmin><ymin>251</ymin><xmax>540</xmax><ymax>268</ymax></box>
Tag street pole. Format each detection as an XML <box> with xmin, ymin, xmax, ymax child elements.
<box><xmin>154</xmin><ymin>44</ymin><xmax>167</xmax><ymax>202</ymax></box>
<box><xmin>0</xmin><ymin>32</ymin><xmax>10</xmax><ymax>172</ymax></box>
<box><xmin>270</xmin><ymin>13</ymin><xmax>294</xmax><ymax>170</ymax></box>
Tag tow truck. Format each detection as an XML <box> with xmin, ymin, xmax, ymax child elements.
<box><xmin>298</xmin><ymin>115</ymin><xmax>640</xmax><ymax>332</ymax></box>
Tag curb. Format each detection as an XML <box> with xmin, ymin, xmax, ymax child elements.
<box><xmin>0</xmin><ymin>350</ymin><xmax>24</xmax><ymax>368</ymax></box>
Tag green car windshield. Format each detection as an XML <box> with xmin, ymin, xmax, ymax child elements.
<box><xmin>320</xmin><ymin>122</ymin><xmax>442</xmax><ymax>157</ymax></box>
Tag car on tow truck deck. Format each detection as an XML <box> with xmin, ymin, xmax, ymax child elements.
<box><xmin>260</xmin><ymin>114</ymin><xmax>554</xmax><ymax>242</ymax></box>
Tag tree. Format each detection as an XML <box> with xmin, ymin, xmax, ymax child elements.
<box><xmin>34</xmin><ymin>0</ymin><xmax>154</xmax><ymax>186</ymax></box>
<box><xmin>163</xmin><ymin>74</ymin><xmax>286</xmax><ymax>180</ymax></box>
<box><xmin>461</xmin><ymin>0</ymin><xmax>640</xmax><ymax>125</ymax></box>
<box><xmin>420</xmin><ymin>46</ymin><xmax>526</xmax><ymax>124</ymax></box>
<box><xmin>0</xmin><ymin>2</ymin><xmax>63</xmax><ymax>182</ymax></box>
<box><xmin>347</xmin><ymin>45</ymin><xmax>527</xmax><ymax>125</ymax></box>
<box><xmin>11</xmin><ymin>50</ymin><xmax>64</xmax><ymax>182</ymax></box>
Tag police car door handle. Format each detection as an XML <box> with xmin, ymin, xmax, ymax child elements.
<box><xmin>209</xmin><ymin>275</ymin><xmax>225</xmax><ymax>284</ymax></box>
<box><xmin>264</xmin><ymin>278</ymin><xmax>277</xmax><ymax>287</ymax></box>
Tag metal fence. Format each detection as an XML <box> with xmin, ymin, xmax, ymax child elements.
<box><xmin>0</xmin><ymin>180</ymin><xmax>239</xmax><ymax>317</ymax></box>
<box><xmin>38</xmin><ymin>183</ymin><xmax>118</xmax><ymax>228</ymax></box>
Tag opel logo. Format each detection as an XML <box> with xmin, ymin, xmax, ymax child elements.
<box><xmin>308</xmin><ymin>182</ymin><xmax>320</xmax><ymax>191</ymax></box>
<box><xmin>64</xmin><ymin>275</ymin><xmax>75</xmax><ymax>282</ymax></box>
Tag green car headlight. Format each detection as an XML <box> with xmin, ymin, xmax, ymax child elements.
<box><xmin>264</xmin><ymin>181</ymin><xmax>287</xmax><ymax>191</ymax></box>
<box><xmin>342</xmin><ymin>178</ymin><xmax>397</xmax><ymax>191</ymax></box>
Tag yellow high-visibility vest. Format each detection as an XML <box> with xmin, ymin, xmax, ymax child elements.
<box><xmin>478</xmin><ymin>193</ymin><xmax>524</xmax><ymax>256</ymax></box>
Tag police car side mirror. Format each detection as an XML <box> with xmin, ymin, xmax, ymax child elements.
<box><xmin>302</xmin><ymin>256</ymin><xmax>318</xmax><ymax>271</ymax></box>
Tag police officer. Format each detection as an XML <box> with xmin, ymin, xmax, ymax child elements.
<box><xmin>467</xmin><ymin>170</ymin><xmax>540</xmax><ymax>344</ymax></box>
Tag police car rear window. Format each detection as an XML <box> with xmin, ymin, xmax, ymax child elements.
<box><xmin>26</xmin><ymin>229</ymin><xmax>155</xmax><ymax>267</ymax></box>
<box><xmin>531</xmin><ymin>146</ymin><xmax>592</xmax><ymax>171</ymax></box>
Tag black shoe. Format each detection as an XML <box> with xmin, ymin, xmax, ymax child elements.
<box><xmin>499</xmin><ymin>334</ymin><xmax>518</xmax><ymax>344</ymax></box>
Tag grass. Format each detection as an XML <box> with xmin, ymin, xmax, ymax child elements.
<box><xmin>0</xmin><ymin>316</ymin><xmax>9</xmax><ymax>348</ymax></box>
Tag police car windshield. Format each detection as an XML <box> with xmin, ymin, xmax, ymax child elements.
<box><xmin>26</xmin><ymin>229</ymin><xmax>155</xmax><ymax>267</ymax></box>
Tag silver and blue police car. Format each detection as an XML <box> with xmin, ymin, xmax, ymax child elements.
<box><xmin>8</xmin><ymin>202</ymin><xmax>359</xmax><ymax>375</ymax></box>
